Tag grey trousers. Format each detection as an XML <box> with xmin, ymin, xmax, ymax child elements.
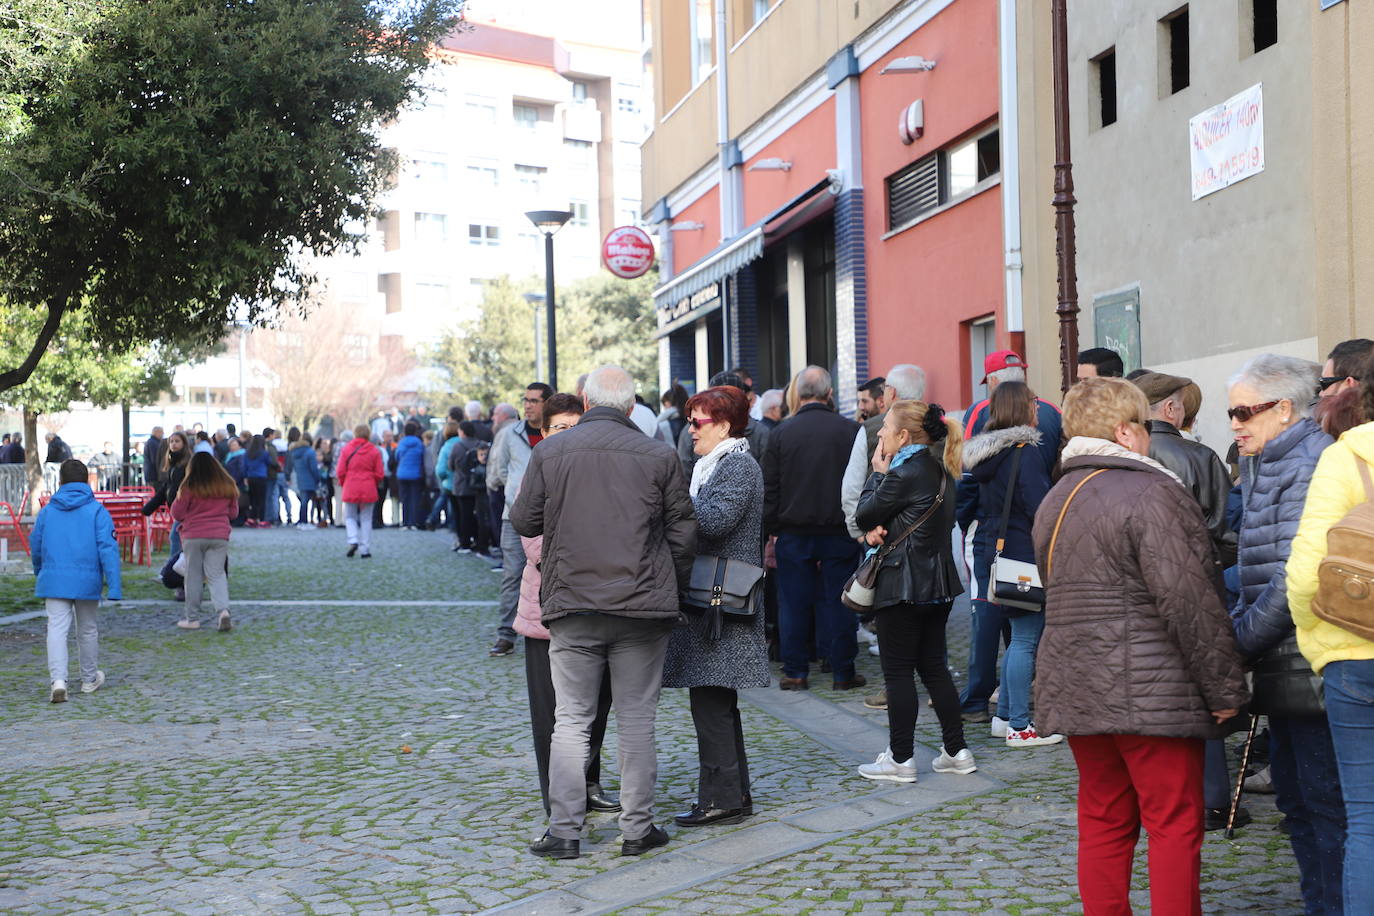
<box><xmin>183</xmin><ymin>537</ymin><xmax>230</xmax><ymax>616</ymax></box>
<box><xmin>547</xmin><ymin>614</ymin><xmax>673</xmax><ymax>841</ymax></box>
<box><xmin>46</xmin><ymin>598</ymin><xmax>99</xmax><ymax>684</ymax></box>
<box><xmin>497</xmin><ymin>523</ymin><xmax>525</xmax><ymax>642</ymax></box>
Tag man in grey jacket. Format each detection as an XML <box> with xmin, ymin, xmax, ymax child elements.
<box><xmin>487</xmin><ymin>385</ymin><xmax>551</xmax><ymax>656</ymax></box>
<box><xmin>512</xmin><ymin>365</ymin><xmax>696</xmax><ymax>860</ymax></box>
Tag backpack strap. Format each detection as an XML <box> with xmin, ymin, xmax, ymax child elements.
<box><xmin>1358</xmin><ymin>458</ymin><xmax>1374</xmax><ymax>502</ymax></box>
<box><xmin>1047</xmin><ymin>469</ymin><xmax>1110</xmax><ymax>579</ymax></box>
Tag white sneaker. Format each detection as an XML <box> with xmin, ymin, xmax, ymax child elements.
<box><xmin>81</xmin><ymin>671</ymin><xmax>105</xmax><ymax>694</ymax></box>
<box><xmin>989</xmin><ymin>686</ymin><xmax>1000</xmax><ymax>705</ymax></box>
<box><xmin>991</xmin><ymin>716</ymin><xmax>1010</xmax><ymax>739</ymax></box>
<box><xmin>50</xmin><ymin>679</ymin><xmax>67</xmax><ymax>703</ymax></box>
<box><xmin>857</xmin><ymin>624</ymin><xmax>878</xmax><ymax>646</ymax></box>
<box><xmin>1006</xmin><ymin>724</ymin><xmax>1065</xmax><ymax>748</ymax></box>
<box><xmin>868</xmin><ymin>643</ymin><xmax>881</xmax><ymax>656</ymax></box>
<box><xmin>931</xmin><ymin>746</ymin><xmax>978</xmax><ymax>775</ymax></box>
<box><xmin>857</xmin><ymin>748</ymin><xmax>917</xmax><ymax>783</ymax></box>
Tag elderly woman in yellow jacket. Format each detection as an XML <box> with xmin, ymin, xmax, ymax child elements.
<box><xmin>1287</xmin><ymin>376</ymin><xmax>1374</xmax><ymax>916</ymax></box>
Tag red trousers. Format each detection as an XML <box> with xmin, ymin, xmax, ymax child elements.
<box><xmin>1069</xmin><ymin>734</ymin><xmax>1205</xmax><ymax>916</ymax></box>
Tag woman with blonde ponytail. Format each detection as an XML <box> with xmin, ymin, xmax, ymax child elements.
<box><xmin>852</xmin><ymin>400</ymin><xmax>974</xmax><ymax>783</ymax></box>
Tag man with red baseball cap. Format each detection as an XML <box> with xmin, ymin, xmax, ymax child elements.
<box><xmin>956</xmin><ymin>349</ymin><xmax>1063</xmax><ymax>727</ymax></box>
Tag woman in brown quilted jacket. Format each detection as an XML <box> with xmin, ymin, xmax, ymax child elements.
<box><xmin>1031</xmin><ymin>377</ymin><xmax>1249</xmax><ymax>916</ymax></box>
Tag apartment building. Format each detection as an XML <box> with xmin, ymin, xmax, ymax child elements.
<box><xmin>643</xmin><ymin>0</ymin><xmax>1013</xmax><ymax>411</ymax></box>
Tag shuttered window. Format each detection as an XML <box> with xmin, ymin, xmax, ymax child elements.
<box><xmin>886</xmin><ymin>153</ymin><xmax>940</xmax><ymax>230</ymax></box>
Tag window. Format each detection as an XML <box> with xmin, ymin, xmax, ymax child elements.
<box><xmin>565</xmin><ymin>138</ymin><xmax>593</xmax><ymax>149</ymax></box>
<box><xmin>514</xmin><ymin>164</ymin><xmax>546</xmax><ymax>195</ymax></box>
<box><xmin>1252</xmin><ymin>0</ymin><xmax>1277</xmax><ymax>52</ymax></box>
<box><xmin>513</xmin><ymin>103</ymin><xmax>552</xmax><ymax>129</ymax></box>
<box><xmin>1160</xmin><ymin>7</ymin><xmax>1189</xmax><ymax>96</ymax></box>
<box><xmin>753</xmin><ymin>0</ymin><xmax>770</xmax><ymax>23</ymax></box>
<box><xmin>569</xmin><ymin>201</ymin><xmax>590</xmax><ymax>228</ymax></box>
<box><xmin>885</xmin><ymin>128</ymin><xmax>1000</xmax><ymax>231</ymax></box>
<box><xmin>343</xmin><ymin>334</ymin><xmax>370</xmax><ymax>361</ymax></box>
<box><xmin>414</xmin><ymin>212</ymin><xmax>448</xmax><ymax>245</ymax></box>
<box><xmin>414</xmin><ymin>281</ymin><xmax>451</xmax><ymax>313</ymax></box>
<box><xmin>466</xmin><ymin>163</ymin><xmax>499</xmax><ymax>188</ymax></box>
<box><xmin>617</xmin><ymin>96</ymin><xmax>640</xmax><ymax>115</ymax></box>
<box><xmin>690</xmin><ymin>0</ymin><xmax>714</xmax><ymax>84</ymax></box>
<box><xmin>464</xmin><ymin>95</ymin><xmax>497</xmax><ymax>124</ymax></box>
<box><xmin>410</xmin><ymin>155</ymin><xmax>448</xmax><ymax>184</ymax></box>
<box><xmin>468</xmin><ymin>223</ymin><xmax>500</xmax><ymax>246</ymax></box>
<box><xmin>571</xmin><ymin>81</ymin><xmax>589</xmax><ymax>101</ymax></box>
<box><xmin>1092</xmin><ymin>48</ymin><xmax>1117</xmax><ymax>128</ymax></box>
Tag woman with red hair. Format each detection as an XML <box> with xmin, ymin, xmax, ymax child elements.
<box><xmin>662</xmin><ymin>385</ymin><xmax>769</xmax><ymax>827</ymax></box>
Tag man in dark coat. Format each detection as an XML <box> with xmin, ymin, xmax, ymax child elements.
<box><xmin>763</xmin><ymin>365</ymin><xmax>864</xmax><ymax>692</ymax></box>
<box><xmin>142</xmin><ymin>427</ymin><xmax>164</xmax><ymax>486</ymax></box>
<box><xmin>511</xmin><ymin>365</ymin><xmax>695</xmax><ymax>860</ymax></box>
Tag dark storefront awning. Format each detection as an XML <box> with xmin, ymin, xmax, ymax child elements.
<box><xmin>653</xmin><ymin>175</ymin><xmax>837</xmax><ymax>339</ymax></box>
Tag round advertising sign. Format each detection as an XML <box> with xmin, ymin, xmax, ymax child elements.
<box><xmin>601</xmin><ymin>226</ymin><xmax>656</xmax><ymax>279</ymax></box>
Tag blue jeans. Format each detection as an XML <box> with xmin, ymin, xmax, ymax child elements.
<box><xmin>1269</xmin><ymin>714</ymin><xmax>1346</xmax><ymax>915</ymax></box>
<box><xmin>425</xmin><ymin>489</ymin><xmax>446</xmax><ymax>528</ymax></box>
<box><xmin>263</xmin><ymin>478</ymin><xmax>280</xmax><ymax>524</ymax></box>
<box><xmin>962</xmin><ymin>546</ymin><xmax>1008</xmax><ymax>714</ymax></box>
<box><xmin>774</xmin><ymin>533</ymin><xmax>861</xmax><ymax>681</ymax></box>
<box><xmin>995</xmin><ymin>609</ymin><xmax>1044</xmax><ymax>730</ymax></box>
<box><xmin>1324</xmin><ymin>659</ymin><xmax>1374</xmax><ymax>916</ymax></box>
<box><xmin>397</xmin><ymin>478</ymin><xmax>423</xmax><ymax>528</ymax></box>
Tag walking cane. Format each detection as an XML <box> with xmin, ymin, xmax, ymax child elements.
<box><xmin>1225</xmin><ymin>714</ymin><xmax>1260</xmax><ymax>840</ymax></box>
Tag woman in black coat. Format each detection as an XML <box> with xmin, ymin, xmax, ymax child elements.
<box><xmin>854</xmin><ymin>400</ymin><xmax>972</xmax><ymax>783</ymax></box>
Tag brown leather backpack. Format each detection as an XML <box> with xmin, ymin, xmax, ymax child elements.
<box><xmin>1313</xmin><ymin>458</ymin><xmax>1374</xmax><ymax>641</ymax></box>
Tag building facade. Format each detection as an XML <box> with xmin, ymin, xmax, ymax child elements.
<box><xmin>643</xmin><ymin>0</ymin><xmax>1013</xmax><ymax>412</ymax></box>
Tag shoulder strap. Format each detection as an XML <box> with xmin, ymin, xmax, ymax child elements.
<box><xmin>1357</xmin><ymin>458</ymin><xmax>1374</xmax><ymax>502</ymax></box>
<box><xmin>878</xmin><ymin>472</ymin><xmax>948</xmax><ymax>557</ymax></box>
<box><xmin>995</xmin><ymin>445</ymin><xmax>1025</xmax><ymax>553</ymax></box>
<box><xmin>1046</xmin><ymin>468</ymin><xmax>1109</xmax><ymax>578</ymax></box>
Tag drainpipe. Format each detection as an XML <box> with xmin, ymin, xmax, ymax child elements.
<box><xmin>998</xmin><ymin>0</ymin><xmax>1024</xmax><ymax>340</ymax></box>
<box><xmin>715</xmin><ymin>0</ymin><xmax>735</xmax><ymax>239</ymax></box>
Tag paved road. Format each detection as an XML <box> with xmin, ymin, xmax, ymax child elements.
<box><xmin>0</xmin><ymin>526</ymin><xmax>1302</xmax><ymax>914</ymax></box>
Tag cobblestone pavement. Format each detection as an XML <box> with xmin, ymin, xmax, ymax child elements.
<box><xmin>0</xmin><ymin>525</ymin><xmax>1302</xmax><ymax>914</ymax></box>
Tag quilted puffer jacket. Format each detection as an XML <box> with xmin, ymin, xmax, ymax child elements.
<box><xmin>1032</xmin><ymin>444</ymin><xmax>1249</xmax><ymax>739</ymax></box>
<box><xmin>510</xmin><ymin>407</ymin><xmax>697</xmax><ymax>623</ymax></box>
<box><xmin>1231</xmin><ymin>418</ymin><xmax>1331</xmax><ymax>659</ymax></box>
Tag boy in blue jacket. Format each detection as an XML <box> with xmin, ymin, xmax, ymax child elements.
<box><xmin>30</xmin><ymin>459</ymin><xmax>123</xmax><ymax>703</ymax></box>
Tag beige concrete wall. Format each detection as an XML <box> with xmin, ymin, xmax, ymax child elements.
<box><xmin>644</xmin><ymin>0</ymin><xmax>904</xmax><ymax>209</ymax></box>
<box><xmin>1312</xmin><ymin>0</ymin><xmax>1374</xmax><ymax>352</ymax></box>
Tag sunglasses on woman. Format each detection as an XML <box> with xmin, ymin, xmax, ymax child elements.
<box><xmin>1318</xmin><ymin>376</ymin><xmax>1347</xmax><ymax>393</ymax></box>
<box><xmin>688</xmin><ymin>417</ymin><xmax>717</xmax><ymax>430</ymax></box>
<box><xmin>1226</xmin><ymin>400</ymin><xmax>1280</xmax><ymax>422</ymax></box>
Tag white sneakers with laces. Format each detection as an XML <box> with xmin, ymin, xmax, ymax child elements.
<box><xmin>81</xmin><ymin>671</ymin><xmax>105</xmax><ymax>694</ymax></box>
<box><xmin>991</xmin><ymin>716</ymin><xmax>1009</xmax><ymax>738</ymax></box>
<box><xmin>50</xmin><ymin>680</ymin><xmax>67</xmax><ymax>703</ymax></box>
<box><xmin>857</xmin><ymin>748</ymin><xmax>918</xmax><ymax>783</ymax></box>
<box><xmin>1005</xmin><ymin>723</ymin><xmax>1065</xmax><ymax>748</ymax></box>
<box><xmin>932</xmin><ymin>746</ymin><xmax>978</xmax><ymax>775</ymax></box>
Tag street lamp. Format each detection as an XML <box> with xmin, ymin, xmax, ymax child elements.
<box><xmin>522</xmin><ymin>292</ymin><xmax>545</xmax><ymax>380</ymax></box>
<box><xmin>525</xmin><ymin>209</ymin><xmax>573</xmax><ymax>390</ymax></box>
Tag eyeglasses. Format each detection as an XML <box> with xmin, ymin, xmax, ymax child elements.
<box><xmin>543</xmin><ymin>423</ymin><xmax>576</xmax><ymax>433</ymax></box>
<box><xmin>689</xmin><ymin>417</ymin><xmax>717</xmax><ymax>430</ymax></box>
<box><xmin>1226</xmin><ymin>401</ymin><xmax>1280</xmax><ymax>422</ymax></box>
<box><xmin>522</xmin><ymin>396</ymin><xmax>544</xmax><ymax>405</ymax></box>
<box><xmin>1318</xmin><ymin>376</ymin><xmax>1348</xmax><ymax>393</ymax></box>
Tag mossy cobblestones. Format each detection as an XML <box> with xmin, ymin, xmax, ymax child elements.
<box><xmin>0</xmin><ymin>526</ymin><xmax>1302</xmax><ymax>914</ymax></box>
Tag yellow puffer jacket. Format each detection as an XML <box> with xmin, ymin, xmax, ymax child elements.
<box><xmin>1288</xmin><ymin>421</ymin><xmax>1374</xmax><ymax>673</ymax></box>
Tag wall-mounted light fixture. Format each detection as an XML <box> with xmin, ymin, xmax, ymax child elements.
<box><xmin>670</xmin><ymin>220</ymin><xmax>705</xmax><ymax>231</ymax></box>
<box><xmin>747</xmin><ymin>157</ymin><xmax>792</xmax><ymax>172</ymax></box>
<box><xmin>881</xmin><ymin>55</ymin><xmax>937</xmax><ymax>74</ymax></box>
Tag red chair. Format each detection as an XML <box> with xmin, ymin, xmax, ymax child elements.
<box><xmin>102</xmin><ymin>498</ymin><xmax>151</xmax><ymax>565</ymax></box>
<box><xmin>148</xmin><ymin>505</ymin><xmax>174</xmax><ymax>552</ymax></box>
<box><xmin>0</xmin><ymin>489</ymin><xmax>30</xmax><ymax>556</ymax></box>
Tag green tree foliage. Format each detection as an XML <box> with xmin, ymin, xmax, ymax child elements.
<box><xmin>425</xmin><ymin>271</ymin><xmax>660</xmax><ymax>408</ymax></box>
<box><xmin>0</xmin><ymin>0</ymin><xmax>466</xmax><ymax>392</ymax></box>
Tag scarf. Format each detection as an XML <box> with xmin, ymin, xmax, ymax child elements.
<box><xmin>863</xmin><ymin>444</ymin><xmax>926</xmax><ymax>560</ymax></box>
<box><xmin>690</xmin><ymin>436</ymin><xmax>750</xmax><ymax>498</ymax></box>
<box><xmin>1059</xmin><ymin>436</ymin><xmax>1183</xmax><ymax>485</ymax></box>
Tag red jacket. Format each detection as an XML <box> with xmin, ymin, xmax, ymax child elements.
<box><xmin>170</xmin><ymin>492</ymin><xmax>239</xmax><ymax>541</ymax></box>
<box><xmin>337</xmin><ymin>438</ymin><xmax>385</xmax><ymax>504</ymax></box>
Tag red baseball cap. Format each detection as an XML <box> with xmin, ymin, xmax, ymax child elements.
<box><xmin>982</xmin><ymin>349</ymin><xmax>1027</xmax><ymax>383</ymax></box>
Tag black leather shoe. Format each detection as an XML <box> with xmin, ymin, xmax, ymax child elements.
<box><xmin>741</xmin><ymin>793</ymin><xmax>754</xmax><ymax>816</ymax></box>
<box><xmin>620</xmin><ymin>824</ymin><xmax>670</xmax><ymax>856</ymax></box>
<box><xmin>674</xmin><ymin>804</ymin><xmax>747</xmax><ymax>827</ymax></box>
<box><xmin>586</xmin><ymin>788</ymin><xmax>622</xmax><ymax>812</ymax></box>
<box><xmin>832</xmin><ymin>674</ymin><xmax>867</xmax><ymax>691</ymax></box>
<box><xmin>1205</xmin><ymin>806</ymin><xmax>1251</xmax><ymax>832</ymax></box>
<box><xmin>346</xmin><ymin>544</ymin><xmax>358</xmax><ymax>557</ymax></box>
<box><xmin>529</xmin><ymin>832</ymin><xmax>580</xmax><ymax>859</ymax></box>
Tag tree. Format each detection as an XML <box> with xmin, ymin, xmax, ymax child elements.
<box><xmin>559</xmin><ymin>271</ymin><xmax>661</xmax><ymax>393</ymax></box>
<box><xmin>0</xmin><ymin>0</ymin><xmax>466</xmax><ymax>393</ymax></box>
<box><xmin>0</xmin><ymin>302</ymin><xmax>197</xmax><ymax>509</ymax></box>
<box><xmin>426</xmin><ymin>276</ymin><xmax>541</xmax><ymax>409</ymax></box>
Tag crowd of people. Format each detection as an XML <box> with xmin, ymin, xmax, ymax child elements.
<box><xmin>30</xmin><ymin>339</ymin><xmax>1374</xmax><ymax>914</ymax></box>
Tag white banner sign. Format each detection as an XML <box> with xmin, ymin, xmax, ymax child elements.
<box><xmin>1189</xmin><ymin>83</ymin><xmax>1264</xmax><ymax>201</ymax></box>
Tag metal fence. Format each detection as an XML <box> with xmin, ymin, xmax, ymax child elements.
<box><xmin>0</xmin><ymin>464</ymin><xmax>23</xmax><ymax>508</ymax></box>
<box><xmin>0</xmin><ymin>463</ymin><xmax>150</xmax><ymax>514</ymax></box>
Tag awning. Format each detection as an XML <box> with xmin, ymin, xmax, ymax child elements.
<box><xmin>653</xmin><ymin>175</ymin><xmax>837</xmax><ymax>338</ymax></box>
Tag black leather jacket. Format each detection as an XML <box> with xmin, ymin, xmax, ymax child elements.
<box><xmin>1147</xmin><ymin>421</ymin><xmax>1237</xmax><ymax>567</ymax></box>
<box><xmin>854</xmin><ymin>450</ymin><xmax>964</xmax><ymax>610</ymax></box>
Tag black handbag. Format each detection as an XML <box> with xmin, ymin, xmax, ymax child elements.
<box><xmin>682</xmin><ymin>555</ymin><xmax>765</xmax><ymax>639</ymax></box>
<box><xmin>1250</xmin><ymin>634</ymin><xmax>1325</xmax><ymax>718</ymax></box>
<box><xmin>990</xmin><ymin>446</ymin><xmax>1046</xmax><ymax>611</ymax></box>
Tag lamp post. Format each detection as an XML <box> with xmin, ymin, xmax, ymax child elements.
<box><xmin>523</xmin><ymin>292</ymin><xmax>545</xmax><ymax>380</ymax></box>
<box><xmin>524</xmin><ymin>209</ymin><xmax>573</xmax><ymax>390</ymax></box>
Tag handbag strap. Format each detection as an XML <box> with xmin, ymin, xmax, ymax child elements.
<box><xmin>995</xmin><ymin>445</ymin><xmax>1025</xmax><ymax>554</ymax></box>
<box><xmin>1357</xmin><ymin>458</ymin><xmax>1374</xmax><ymax>502</ymax></box>
<box><xmin>877</xmin><ymin>472</ymin><xmax>948</xmax><ymax>559</ymax></box>
<box><xmin>710</xmin><ymin>556</ymin><xmax>729</xmax><ymax>607</ymax></box>
<box><xmin>1046</xmin><ymin>468</ymin><xmax>1109</xmax><ymax>578</ymax></box>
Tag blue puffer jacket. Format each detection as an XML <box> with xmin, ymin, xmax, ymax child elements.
<box><xmin>1231</xmin><ymin>418</ymin><xmax>1331</xmax><ymax>659</ymax></box>
<box><xmin>30</xmin><ymin>483</ymin><xmax>123</xmax><ymax>600</ymax></box>
<box><xmin>241</xmin><ymin>451</ymin><xmax>270</xmax><ymax>479</ymax></box>
<box><xmin>959</xmin><ymin>425</ymin><xmax>1051</xmax><ymax>565</ymax></box>
<box><xmin>394</xmin><ymin>434</ymin><xmax>425</xmax><ymax>481</ymax></box>
<box><xmin>289</xmin><ymin>444</ymin><xmax>322</xmax><ymax>493</ymax></box>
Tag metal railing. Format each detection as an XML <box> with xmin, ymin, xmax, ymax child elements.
<box><xmin>0</xmin><ymin>465</ymin><xmax>24</xmax><ymax>508</ymax></box>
